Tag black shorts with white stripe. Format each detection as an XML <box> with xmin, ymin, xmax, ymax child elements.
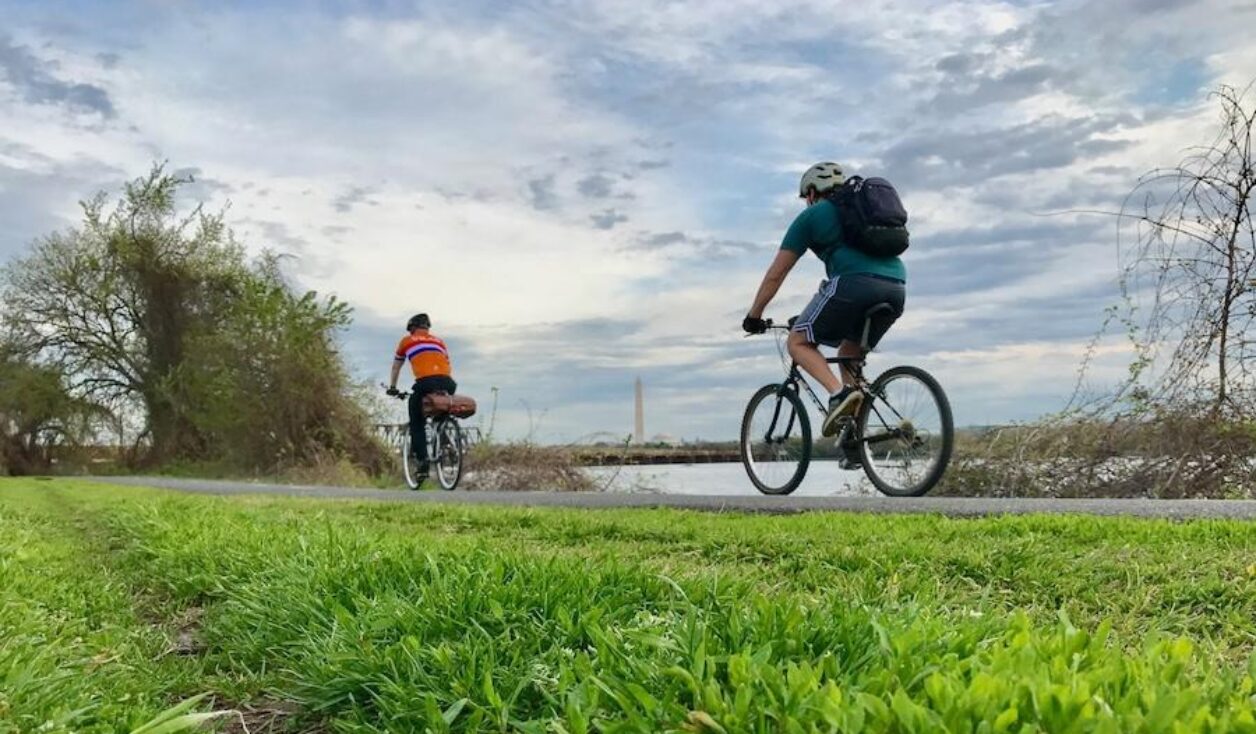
<box><xmin>791</xmin><ymin>273</ymin><xmax>906</xmax><ymax>348</ymax></box>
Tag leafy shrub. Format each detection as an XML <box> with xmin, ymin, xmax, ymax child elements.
<box><xmin>941</xmin><ymin>412</ymin><xmax>1256</xmax><ymax>498</ymax></box>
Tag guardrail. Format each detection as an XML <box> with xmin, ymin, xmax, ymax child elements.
<box><xmin>569</xmin><ymin>448</ymin><xmax>741</xmax><ymax>466</ymax></box>
<box><xmin>373</xmin><ymin>423</ymin><xmax>483</xmax><ymax>453</ymax></box>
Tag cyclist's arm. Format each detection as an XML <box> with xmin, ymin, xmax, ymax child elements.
<box><xmin>747</xmin><ymin>249</ymin><xmax>801</xmax><ymax>318</ymax></box>
<box><xmin>388</xmin><ymin>358</ymin><xmax>403</xmax><ymax>390</ymax></box>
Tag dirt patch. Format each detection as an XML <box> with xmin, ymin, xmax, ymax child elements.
<box><xmin>216</xmin><ymin>698</ymin><xmax>319</xmax><ymax>734</ymax></box>
<box><xmin>45</xmin><ymin>490</ymin><xmax>324</xmax><ymax>731</ymax></box>
<box><xmin>153</xmin><ymin>605</ymin><xmax>206</xmax><ymax>657</ymax></box>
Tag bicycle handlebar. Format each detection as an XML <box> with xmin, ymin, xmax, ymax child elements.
<box><xmin>746</xmin><ymin>318</ymin><xmax>793</xmax><ymax>336</ymax></box>
<box><xmin>380</xmin><ymin>382</ymin><xmax>411</xmax><ymax>400</ymax></box>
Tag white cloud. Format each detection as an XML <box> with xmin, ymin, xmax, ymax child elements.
<box><xmin>2</xmin><ymin>0</ymin><xmax>1255</xmax><ymax>441</ymax></box>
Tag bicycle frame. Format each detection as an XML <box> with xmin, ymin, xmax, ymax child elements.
<box><xmin>767</xmin><ymin>329</ymin><xmax>912</xmax><ymax>449</ymax></box>
<box><xmin>766</xmin><ymin>325</ymin><xmax>862</xmax><ymax>410</ymax></box>
<box><xmin>418</xmin><ymin>414</ymin><xmax>467</xmax><ymax>456</ymax></box>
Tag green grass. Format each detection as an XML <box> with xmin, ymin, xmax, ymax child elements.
<box><xmin>0</xmin><ymin>482</ymin><xmax>227</xmax><ymax>733</ymax></box>
<box><xmin>3</xmin><ymin>478</ymin><xmax>1256</xmax><ymax>732</ymax></box>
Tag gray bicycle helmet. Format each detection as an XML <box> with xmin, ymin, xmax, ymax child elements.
<box><xmin>799</xmin><ymin>162</ymin><xmax>845</xmax><ymax>197</ymax></box>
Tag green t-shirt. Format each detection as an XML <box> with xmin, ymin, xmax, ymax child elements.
<box><xmin>779</xmin><ymin>200</ymin><xmax>907</xmax><ymax>282</ymax></box>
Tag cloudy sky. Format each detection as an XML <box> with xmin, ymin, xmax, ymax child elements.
<box><xmin>3</xmin><ymin>0</ymin><xmax>1254</xmax><ymax>442</ymax></box>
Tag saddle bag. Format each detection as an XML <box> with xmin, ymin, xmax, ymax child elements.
<box><xmin>421</xmin><ymin>393</ymin><xmax>477</xmax><ymax>418</ymax></box>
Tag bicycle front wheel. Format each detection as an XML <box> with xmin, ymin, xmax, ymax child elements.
<box><xmin>857</xmin><ymin>365</ymin><xmax>953</xmax><ymax>497</ymax></box>
<box><xmin>433</xmin><ymin>418</ymin><xmax>463</xmax><ymax>491</ymax></box>
<box><xmin>740</xmin><ymin>384</ymin><xmax>812</xmax><ymax>495</ymax></box>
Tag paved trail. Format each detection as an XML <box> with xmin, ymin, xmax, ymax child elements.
<box><xmin>90</xmin><ymin>476</ymin><xmax>1256</xmax><ymax>519</ymax></box>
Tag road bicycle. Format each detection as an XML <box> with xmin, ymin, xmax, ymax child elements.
<box><xmin>386</xmin><ymin>389</ymin><xmax>469</xmax><ymax>491</ymax></box>
<box><xmin>740</xmin><ymin>304</ymin><xmax>953</xmax><ymax>496</ymax></box>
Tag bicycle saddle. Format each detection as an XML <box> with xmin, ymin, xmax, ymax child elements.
<box><xmin>864</xmin><ymin>302</ymin><xmax>898</xmax><ymax>320</ymax></box>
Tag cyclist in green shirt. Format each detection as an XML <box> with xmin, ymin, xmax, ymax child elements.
<box><xmin>743</xmin><ymin>162</ymin><xmax>907</xmax><ymax>438</ymax></box>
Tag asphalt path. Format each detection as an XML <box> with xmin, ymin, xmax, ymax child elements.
<box><xmin>86</xmin><ymin>476</ymin><xmax>1256</xmax><ymax>519</ymax></box>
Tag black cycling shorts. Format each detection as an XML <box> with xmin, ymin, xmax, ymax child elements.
<box><xmin>792</xmin><ymin>273</ymin><xmax>906</xmax><ymax>349</ymax></box>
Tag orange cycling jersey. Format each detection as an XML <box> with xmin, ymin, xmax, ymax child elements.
<box><xmin>394</xmin><ymin>331</ymin><xmax>452</xmax><ymax>379</ymax></box>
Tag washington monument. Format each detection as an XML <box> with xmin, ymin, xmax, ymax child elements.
<box><xmin>634</xmin><ymin>377</ymin><xmax>644</xmax><ymax>444</ymax></box>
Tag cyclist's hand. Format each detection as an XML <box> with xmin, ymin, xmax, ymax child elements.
<box><xmin>742</xmin><ymin>315</ymin><xmax>768</xmax><ymax>334</ymax></box>
<box><xmin>386</xmin><ymin>386</ymin><xmax>400</xmax><ymax>397</ymax></box>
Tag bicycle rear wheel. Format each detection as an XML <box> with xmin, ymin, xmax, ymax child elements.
<box><xmin>433</xmin><ymin>418</ymin><xmax>463</xmax><ymax>491</ymax></box>
<box><xmin>857</xmin><ymin>365</ymin><xmax>953</xmax><ymax>497</ymax></box>
<box><xmin>740</xmin><ymin>384</ymin><xmax>812</xmax><ymax>495</ymax></box>
<box><xmin>401</xmin><ymin>430</ymin><xmax>425</xmax><ymax>490</ymax></box>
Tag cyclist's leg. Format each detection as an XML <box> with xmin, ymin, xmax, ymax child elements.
<box><xmin>794</xmin><ymin>275</ymin><xmax>903</xmax><ymax>435</ymax></box>
<box><xmin>788</xmin><ymin>279</ymin><xmax>844</xmax><ymax>393</ymax></box>
<box><xmin>406</xmin><ymin>389</ymin><xmax>429</xmax><ymax>467</ymax></box>
<box><xmin>411</xmin><ymin>376</ymin><xmax>458</xmax><ymax>464</ymax></box>
<box><xmin>786</xmin><ymin>330</ymin><xmax>840</xmax><ymax>393</ymax></box>
<box><xmin>835</xmin><ymin>340</ymin><xmax>865</xmax><ymax>386</ymax></box>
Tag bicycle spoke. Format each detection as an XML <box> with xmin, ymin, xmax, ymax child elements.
<box><xmin>859</xmin><ymin>368</ymin><xmax>952</xmax><ymax>496</ymax></box>
<box><xmin>741</xmin><ymin>384</ymin><xmax>811</xmax><ymax>495</ymax></box>
<box><xmin>433</xmin><ymin>419</ymin><xmax>463</xmax><ymax>490</ymax></box>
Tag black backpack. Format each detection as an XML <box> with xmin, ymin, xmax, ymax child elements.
<box><xmin>827</xmin><ymin>176</ymin><xmax>910</xmax><ymax>258</ymax></box>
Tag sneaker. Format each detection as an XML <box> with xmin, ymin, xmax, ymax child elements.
<box><xmin>409</xmin><ymin>455</ymin><xmax>430</xmax><ymax>484</ymax></box>
<box><xmin>821</xmin><ymin>387</ymin><xmax>864</xmax><ymax>437</ymax></box>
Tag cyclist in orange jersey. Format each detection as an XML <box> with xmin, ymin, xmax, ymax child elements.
<box><xmin>387</xmin><ymin>313</ymin><xmax>456</xmax><ymax>481</ymax></box>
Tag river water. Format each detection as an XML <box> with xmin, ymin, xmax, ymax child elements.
<box><xmin>586</xmin><ymin>461</ymin><xmax>875</xmax><ymax>497</ymax></box>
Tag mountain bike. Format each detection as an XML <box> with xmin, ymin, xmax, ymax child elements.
<box><xmin>387</xmin><ymin>390</ymin><xmax>467</xmax><ymax>491</ymax></box>
<box><xmin>740</xmin><ymin>305</ymin><xmax>953</xmax><ymax>496</ymax></box>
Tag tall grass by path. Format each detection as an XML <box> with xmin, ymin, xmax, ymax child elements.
<box><xmin>4</xmin><ymin>478</ymin><xmax>1256</xmax><ymax>732</ymax></box>
<box><xmin>0</xmin><ymin>485</ymin><xmax>225</xmax><ymax>733</ymax></box>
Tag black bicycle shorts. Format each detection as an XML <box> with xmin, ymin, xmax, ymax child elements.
<box><xmin>412</xmin><ymin>375</ymin><xmax>457</xmax><ymax>395</ymax></box>
<box><xmin>408</xmin><ymin>376</ymin><xmax>458</xmax><ymax>419</ymax></box>
<box><xmin>792</xmin><ymin>273</ymin><xmax>906</xmax><ymax>349</ymax></box>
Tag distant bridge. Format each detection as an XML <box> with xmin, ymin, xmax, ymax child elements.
<box><xmin>569</xmin><ymin>447</ymin><xmax>741</xmax><ymax>466</ymax></box>
<box><xmin>372</xmin><ymin>425</ymin><xmax>739</xmax><ymax>465</ymax></box>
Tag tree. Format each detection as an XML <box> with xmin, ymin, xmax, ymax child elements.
<box><xmin>1113</xmin><ymin>84</ymin><xmax>1256</xmax><ymax>416</ymax></box>
<box><xmin>183</xmin><ymin>254</ymin><xmax>384</xmax><ymax>472</ymax></box>
<box><xmin>2</xmin><ymin>164</ymin><xmax>246</xmax><ymax>461</ymax></box>
<box><xmin>1</xmin><ymin>164</ymin><xmax>387</xmax><ymax>474</ymax></box>
<box><xmin>946</xmin><ymin>84</ymin><xmax>1256</xmax><ymax>499</ymax></box>
<box><xmin>0</xmin><ymin>347</ymin><xmax>100</xmax><ymax>475</ymax></box>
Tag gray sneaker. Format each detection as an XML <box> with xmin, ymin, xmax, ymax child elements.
<box><xmin>821</xmin><ymin>387</ymin><xmax>863</xmax><ymax>437</ymax></box>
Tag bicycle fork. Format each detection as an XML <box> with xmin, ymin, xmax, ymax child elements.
<box><xmin>763</xmin><ymin>383</ymin><xmax>798</xmax><ymax>444</ymax></box>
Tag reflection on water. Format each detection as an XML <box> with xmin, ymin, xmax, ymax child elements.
<box><xmin>586</xmin><ymin>461</ymin><xmax>876</xmax><ymax>497</ymax></box>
